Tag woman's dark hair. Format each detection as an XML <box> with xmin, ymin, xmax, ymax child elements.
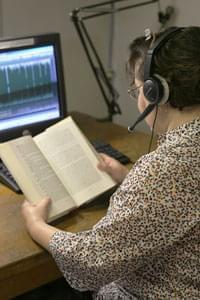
<box><xmin>128</xmin><ymin>26</ymin><xmax>200</xmax><ymax>108</ymax></box>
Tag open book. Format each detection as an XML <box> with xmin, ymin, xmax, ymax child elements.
<box><xmin>0</xmin><ymin>116</ymin><xmax>116</xmax><ymax>222</ymax></box>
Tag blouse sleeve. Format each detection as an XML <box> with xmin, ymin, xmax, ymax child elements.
<box><xmin>49</xmin><ymin>152</ymin><xmax>199</xmax><ymax>291</ymax></box>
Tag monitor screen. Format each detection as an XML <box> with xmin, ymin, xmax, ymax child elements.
<box><xmin>0</xmin><ymin>33</ymin><xmax>67</xmax><ymax>142</ymax></box>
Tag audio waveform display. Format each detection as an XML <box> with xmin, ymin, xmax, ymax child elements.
<box><xmin>0</xmin><ymin>45</ymin><xmax>60</xmax><ymax>130</ymax></box>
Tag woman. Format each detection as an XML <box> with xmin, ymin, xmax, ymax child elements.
<box><xmin>22</xmin><ymin>26</ymin><xmax>200</xmax><ymax>299</ymax></box>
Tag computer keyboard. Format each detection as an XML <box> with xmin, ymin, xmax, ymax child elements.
<box><xmin>0</xmin><ymin>160</ymin><xmax>21</xmax><ymax>193</ymax></box>
<box><xmin>91</xmin><ymin>140</ymin><xmax>132</xmax><ymax>165</ymax></box>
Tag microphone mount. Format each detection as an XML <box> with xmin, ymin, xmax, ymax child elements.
<box><xmin>70</xmin><ymin>0</ymin><xmax>160</xmax><ymax>122</ymax></box>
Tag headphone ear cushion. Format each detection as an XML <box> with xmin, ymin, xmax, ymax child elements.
<box><xmin>154</xmin><ymin>74</ymin><xmax>169</xmax><ymax>104</ymax></box>
<box><xmin>143</xmin><ymin>74</ymin><xmax>169</xmax><ymax>105</ymax></box>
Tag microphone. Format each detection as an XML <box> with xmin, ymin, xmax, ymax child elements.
<box><xmin>128</xmin><ymin>104</ymin><xmax>156</xmax><ymax>132</ymax></box>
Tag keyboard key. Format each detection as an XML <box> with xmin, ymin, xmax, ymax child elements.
<box><xmin>0</xmin><ymin>160</ymin><xmax>21</xmax><ymax>193</ymax></box>
<box><xmin>91</xmin><ymin>140</ymin><xmax>132</xmax><ymax>165</ymax></box>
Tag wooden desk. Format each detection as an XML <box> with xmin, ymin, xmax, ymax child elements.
<box><xmin>0</xmin><ymin>112</ymin><xmax>152</xmax><ymax>299</ymax></box>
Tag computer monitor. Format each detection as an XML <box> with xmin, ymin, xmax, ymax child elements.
<box><xmin>0</xmin><ymin>33</ymin><xmax>67</xmax><ymax>142</ymax></box>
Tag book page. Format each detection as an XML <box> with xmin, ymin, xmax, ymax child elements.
<box><xmin>0</xmin><ymin>136</ymin><xmax>76</xmax><ymax>221</ymax></box>
<box><xmin>34</xmin><ymin>116</ymin><xmax>116</xmax><ymax>206</ymax></box>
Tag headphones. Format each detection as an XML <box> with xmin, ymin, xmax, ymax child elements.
<box><xmin>128</xmin><ymin>27</ymin><xmax>184</xmax><ymax>132</ymax></box>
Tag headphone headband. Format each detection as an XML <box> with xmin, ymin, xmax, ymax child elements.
<box><xmin>144</xmin><ymin>27</ymin><xmax>184</xmax><ymax>81</ymax></box>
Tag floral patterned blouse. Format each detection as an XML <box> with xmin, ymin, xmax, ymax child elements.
<box><xmin>49</xmin><ymin>118</ymin><xmax>200</xmax><ymax>300</ymax></box>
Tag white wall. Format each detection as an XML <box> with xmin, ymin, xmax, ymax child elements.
<box><xmin>1</xmin><ymin>0</ymin><xmax>200</xmax><ymax>132</ymax></box>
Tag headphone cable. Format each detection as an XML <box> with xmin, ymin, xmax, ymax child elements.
<box><xmin>148</xmin><ymin>105</ymin><xmax>158</xmax><ymax>153</ymax></box>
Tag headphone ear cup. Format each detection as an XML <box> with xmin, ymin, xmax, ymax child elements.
<box><xmin>143</xmin><ymin>78</ymin><xmax>161</xmax><ymax>104</ymax></box>
<box><xmin>143</xmin><ymin>74</ymin><xmax>169</xmax><ymax>105</ymax></box>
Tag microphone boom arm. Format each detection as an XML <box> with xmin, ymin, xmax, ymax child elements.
<box><xmin>70</xmin><ymin>0</ymin><xmax>159</xmax><ymax>121</ymax></box>
<box><xmin>70</xmin><ymin>9</ymin><xmax>121</xmax><ymax>121</ymax></box>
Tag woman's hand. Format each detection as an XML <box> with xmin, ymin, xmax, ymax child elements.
<box><xmin>21</xmin><ymin>198</ymin><xmax>51</xmax><ymax>235</ymax></box>
<box><xmin>21</xmin><ymin>198</ymin><xmax>58</xmax><ymax>249</ymax></box>
<box><xmin>97</xmin><ymin>153</ymin><xmax>129</xmax><ymax>183</ymax></box>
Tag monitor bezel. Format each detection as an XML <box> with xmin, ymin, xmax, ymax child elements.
<box><xmin>0</xmin><ymin>32</ymin><xmax>67</xmax><ymax>143</ymax></box>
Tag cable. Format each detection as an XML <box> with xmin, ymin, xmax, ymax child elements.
<box><xmin>148</xmin><ymin>105</ymin><xmax>158</xmax><ymax>153</ymax></box>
